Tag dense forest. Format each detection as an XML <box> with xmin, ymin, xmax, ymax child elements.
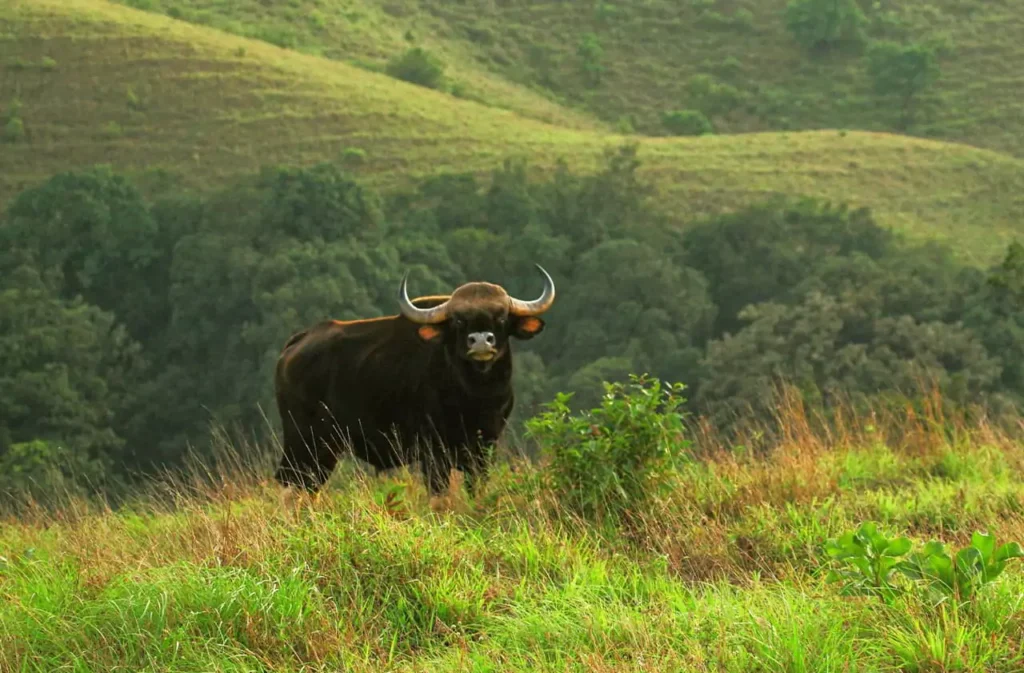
<box><xmin>3</xmin><ymin>144</ymin><xmax>1023</xmax><ymax>498</ymax></box>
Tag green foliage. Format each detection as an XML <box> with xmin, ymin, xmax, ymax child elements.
<box><xmin>576</xmin><ymin>33</ymin><xmax>605</xmax><ymax>88</ymax></box>
<box><xmin>341</xmin><ymin>146</ymin><xmax>367</xmax><ymax>166</ymax></box>
<box><xmin>661</xmin><ymin>109</ymin><xmax>714</xmax><ymax>136</ymax></box>
<box><xmin>866</xmin><ymin>40</ymin><xmax>941</xmax><ymax>129</ymax></box>
<box><xmin>526</xmin><ymin>375</ymin><xmax>690</xmax><ymax>525</ymax></box>
<box><xmin>824</xmin><ymin>521</ymin><xmax>913</xmax><ymax>603</ymax></box>
<box><xmin>0</xmin><ymin>165</ymin><xmax>165</xmax><ymax>340</ymax></box>
<box><xmin>685</xmin><ymin>74</ymin><xmax>747</xmax><ymax>119</ymax></box>
<box><xmin>0</xmin><ymin>440</ymin><xmax>106</xmax><ymax>501</ymax></box>
<box><xmin>3</xmin><ymin>116</ymin><xmax>25</xmax><ymax>143</ymax></box>
<box><xmin>3</xmin><ymin>98</ymin><xmax>25</xmax><ymax>143</ymax></box>
<box><xmin>0</xmin><ymin>266</ymin><xmax>144</xmax><ymax>490</ymax></box>
<box><xmin>783</xmin><ymin>0</ymin><xmax>867</xmax><ymax>52</ymax></box>
<box><xmin>680</xmin><ymin>199</ymin><xmax>893</xmax><ymax>336</ymax></box>
<box><xmin>826</xmin><ymin>524</ymin><xmax>1024</xmax><ymax>604</ymax></box>
<box><xmin>986</xmin><ymin>241</ymin><xmax>1024</xmax><ymax>310</ymax></box>
<box><xmin>899</xmin><ymin>532</ymin><xmax>1024</xmax><ymax>601</ymax></box>
<box><xmin>385</xmin><ymin>47</ymin><xmax>446</xmax><ymax>90</ymax></box>
<box><xmin>256</xmin><ymin>162</ymin><xmax>383</xmax><ymax>243</ymax></box>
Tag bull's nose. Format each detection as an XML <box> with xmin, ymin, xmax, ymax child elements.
<box><xmin>467</xmin><ymin>331</ymin><xmax>496</xmax><ymax>349</ymax></box>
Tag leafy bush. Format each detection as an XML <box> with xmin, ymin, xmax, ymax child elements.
<box><xmin>824</xmin><ymin>521</ymin><xmax>913</xmax><ymax>603</ymax></box>
<box><xmin>865</xmin><ymin>40</ymin><xmax>941</xmax><ymax>129</ymax></box>
<box><xmin>900</xmin><ymin>533</ymin><xmax>1024</xmax><ymax>601</ymax></box>
<box><xmin>685</xmin><ymin>74</ymin><xmax>747</xmax><ymax>117</ymax></box>
<box><xmin>3</xmin><ymin>116</ymin><xmax>25</xmax><ymax>143</ymax></box>
<box><xmin>385</xmin><ymin>47</ymin><xmax>446</xmax><ymax>90</ymax></box>
<box><xmin>783</xmin><ymin>0</ymin><xmax>867</xmax><ymax>52</ymax></box>
<box><xmin>341</xmin><ymin>147</ymin><xmax>366</xmax><ymax>166</ymax></box>
<box><xmin>3</xmin><ymin>98</ymin><xmax>25</xmax><ymax>143</ymax></box>
<box><xmin>577</xmin><ymin>33</ymin><xmax>605</xmax><ymax>88</ymax></box>
<box><xmin>661</xmin><ymin>109</ymin><xmax>715</xmax><ymax>136</ymax></box>
<box><xmin>526</xmin><ymin>375</ymin><xmax>690</xmax><ymax>525</ymax></box>
<box><xmin>825</xmin><ymin>522</ymin><xmax>1024</xmax><ymax>604</ymax></box>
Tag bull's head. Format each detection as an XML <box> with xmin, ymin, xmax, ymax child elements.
<box><xmin>397</xmin><ymin>264</ymin><xmax>555</xmax><ymax>370</ymax></box>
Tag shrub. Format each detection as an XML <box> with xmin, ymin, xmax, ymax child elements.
<box><xmin>3</xmin><ymin>116</ymin><xmax>25</xmax><ymax>143</ymax></box>
<box><xmin>865</xmin><ymin>40</ymin><xmax>941</xmax><ymax>130</ymax></box>
<box><xmin>661</xmin><ymin>109</ymin><xmax>715</xmax><ymax>136</ymax></box>
<box><xmin>341</xmin><ymin>147</ymin><xmax>366</xmax><ymax>166</ymax></box>
<box><xmin>686</xmin><ymin>73</ymin><xmax>747</xmax><ymax>116</ymax></box>
<box><xmin>526</xmin><ymin>375</ymin><xmax>690</xmax><ymax>526</ymax></box>
<box><xmin>385</xmin><ymin>47</ymin><xmax>446</xmax><ymax>90</ymax></box>
<box><xmin>825</xmin><ymin>522</ymin><xmax>1024</xmax><ymax>604</ymax></box>
<box><xmin>577</xmin><ymin>33</ymin><xmax>605</xmax><ymax>88</ymax></box>
<box><xmin>784</xmin><ymin>0</ymin><xmax>867</xmax><ymax>52</ymax></box>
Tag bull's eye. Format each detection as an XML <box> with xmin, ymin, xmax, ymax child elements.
<box><xmin>453</xmin><ymin>318</ymin><xmax>465</xmax><ymax>329</ymax></box>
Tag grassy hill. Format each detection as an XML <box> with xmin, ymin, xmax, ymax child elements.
<box><xmin>104</xmin><ymin>0</ymin><xmax>1024</xmax><ymax>158</ymax></box>
<box><xmin>3</xmin><ymin>0</ymin><xmax>1024</xmax><ymax>264</ymax></box>
<box><xmin>3</xmin><ymin>406</ymin><xmax>1024</xmax><ymax>671</ymax></box>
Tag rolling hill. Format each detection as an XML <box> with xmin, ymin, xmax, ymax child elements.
<box><xmin>104</xmin><ymin>0</ymin><xmax>1024</xmax><ymax>158</ymax></box>
<box><xmin>2</xmin><ymin>0</ymin><xmax>1024</xmax><ymax>264</ymax></box>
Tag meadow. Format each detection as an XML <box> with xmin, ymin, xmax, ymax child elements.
<box><xmin>4</xmin><ymin>0</ymin><xmax>1024</xmax><ymax>264</ymax></box>
<box><xmin>3</xmin><ymin>386</ymin><xmax>1024</xmax><ymax>672</ymax></box>
<box><xmin>106</xmin><ymin>0</ymin><xmax>1024</xmax><ymax>157</ymax></box>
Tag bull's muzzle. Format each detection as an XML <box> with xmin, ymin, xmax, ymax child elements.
<box><xmin>467</xmin><ymin>332</ymin><xmax>497</xmax><ymax>361</ymax></box>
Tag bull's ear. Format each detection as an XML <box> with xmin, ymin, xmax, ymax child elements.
<box><xmin>417</xmin><ymin>325</ymin><xmax>444</xmax><ymax>342</ymax></box>
<box><xmin>512</xmin><ymin>316</ymin><xmax>545</xmax><ymax>340</ymax></box>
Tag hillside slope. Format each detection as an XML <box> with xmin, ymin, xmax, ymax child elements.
<box><xmin>2</xmin><ymin>0</ymin><xmax>1024</xmax><ymax>263</ymax></box>
<box><xmin>110</xmin><ymin>0</ymin><xmax>1024</xmax><ymax>158</ymax></box>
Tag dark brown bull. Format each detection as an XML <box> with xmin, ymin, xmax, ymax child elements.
<box><xmin>272</xmin><ymin>264</ymin><xmax>555</xmax><ymax>496</ymax></box>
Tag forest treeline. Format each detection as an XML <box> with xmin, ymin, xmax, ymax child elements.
<box><xmin>2</xmin><ymin>144</ymin><xmax>1023</xmax><ymax>497</ymax></box>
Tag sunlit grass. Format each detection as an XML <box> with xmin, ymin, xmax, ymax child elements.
<box><xmin>2</xmin><ymin>394</ymin><xmax>1023</xmax><ymax>671</ymax></box>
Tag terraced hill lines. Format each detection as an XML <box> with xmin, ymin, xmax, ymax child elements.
<box><xmin>1</xmin><ymin>0</ymin><xmax>1023</xmax><ymax>264</ymax></box>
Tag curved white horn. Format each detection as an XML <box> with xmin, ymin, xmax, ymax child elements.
<box><xmin>508</xmin><ymin>264</ymin><xmax>556</xmax><ymax>316</ymax></box>
<box><xmin>397</xmin><ymin>271</ymin><xmax>450</xmax><ymax>324</ymax></box>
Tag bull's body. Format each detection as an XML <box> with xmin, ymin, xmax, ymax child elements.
<box><xmin>273</xmin><ymin>297</ymin><xmax>513</xmax><ymax>494</ymax></box>
<box><xmin>272</xmin><ymin>268</ymin><xmax>554</xmax><ymax>496</ymax></box>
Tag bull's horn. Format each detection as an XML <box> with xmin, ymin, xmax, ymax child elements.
<box><xmin>398</xmin><ymin>271</ymin><xmax>450</xmax><ymax>324</ymax></box>
<box><xmin>508</xmin><ymin>264</ymin><xmax>556</xmax><ymax>316</ymax></box>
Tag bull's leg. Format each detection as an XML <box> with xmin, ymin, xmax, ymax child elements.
<box><xmin>275</xmin><ymin>413</ymin><xmax>337</xmax><ymax>493</ymax></box>
<box><xmin>460</xmin><ymin>426</ymin><xmax>500</xmax><ymax>497</ymax></box>
<box><xmin>422</xmin><ymin>461</ymin><xmax>450</xmax><ymax>496</ymax></box>
<box><xmin>420</xmin><ymin>446</ymin><xmax>454</xmax><ymax>497</ymax></box>
<box><xmin>461</xmin><ymin>463</ymin><xmax>488</xmax><ymax>498</ymax></box>
<box><xmin>458</xmin><ymin>447</ymin><xmax>491</xmax><ymax>498</ymax></box>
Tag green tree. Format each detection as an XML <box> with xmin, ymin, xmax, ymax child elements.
<box><xmin>661</xmin><ymin>109</ymin><xmax>715</xmax><ymax>136</ymax></box>
<box><xmin>784</xmin><ymin>0</ymin><xmax>867</xmax><ymax>52</ymax></box>
<box><xmin>577</xmin><ymin>33</ymin><xmax>605</xmax><ymax>87</ymax></box>
<box><xmin>697</xmin><ymin>290</ymin><xmax>1001</xmax><ymax>428</ymax></box>
<box><xmin>679</xmin><ymin>199</ymin><xmax>893</xmax><ymax>337</ymax></box>
<box><xmin>546</xmin><ymin>238</ymin><xmax>715</xmax><ymax>393</ymax></box>
<box><xmin>257</xmin><ymin>162</ymin><xmax>383</xmax><ymax>245</ymax></box>
<box><xmin>385</xmin><ymin>47</ymin><xmax>446</xmax><ymax>90</ymax></box>
<box><xmin>0</xmin><ymin>166</ymin><xmax>165</xmax><ymax>341</ymax></box>
<box><xmin>959</xmin><ymin>243</ymin><xmax>1024</xmax><ymax>416</ymax></box>
<box><xmin>0</xmin><ymin>266</ymin><xmax>144</xmax><ymax>487</ymax></box>
<box><xmin>866</xmin><ymin>40</ymin><xmax>941</xmax><ymax>129</ymax></box>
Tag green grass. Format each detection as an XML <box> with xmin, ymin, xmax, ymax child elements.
<box><xmin>3</xmin><ymin>0</ymin><xmax>1024</xmax><ymax>264</ymax></box>
<box><xmin>3</xmin><ymin>404</ymin><xmax>1024</xmax><ymax>671</ymax></box>
<box><xmin>105</xmin><ymin>0</ymin><xmax>1024</xmax><ymax>159</ymax></box>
